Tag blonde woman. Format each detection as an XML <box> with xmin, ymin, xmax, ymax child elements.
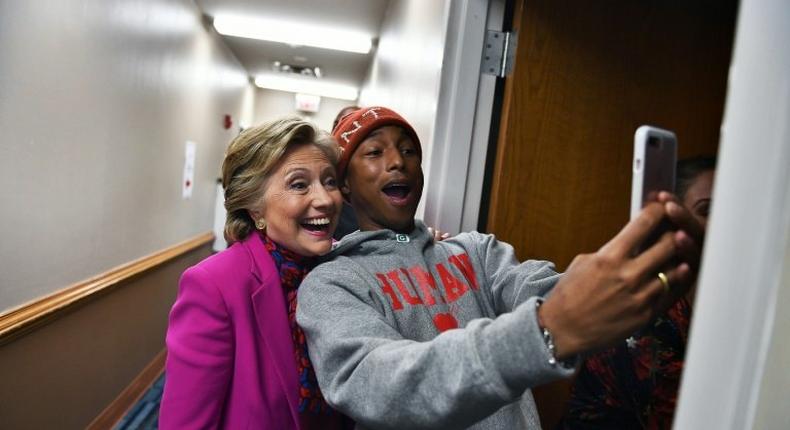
<box><xmin>160</xmin><ymin>118</ymin><xmax>352</xmax><ymax>429</ymax></box>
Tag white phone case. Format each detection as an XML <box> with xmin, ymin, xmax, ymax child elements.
<box><xmin>630</xmin><ymin>125</ymin><xmax>678</xmax><ymax>219</ymax></box>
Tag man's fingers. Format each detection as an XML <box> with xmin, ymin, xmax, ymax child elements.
<box><xmin>674</xmin><ymin>230</ymin><xmax>702</xmax><ymax>273</ymax></box>
<box><xmin>657</xmin><ymin>191</ymin><xmax>681</xmax><ymax>205</ymax></box>
<box><xmin>666</xmin><ymin>201</ymin><xmax>705</xmax><ymax>244</ymax></box>
<box><xmin>635</xmin><ymin>262</ymin><xmax>693</xmax><ymax>315</ymax></box>
<box><xmin>658</xmin><ymin>191</ymin><xmax>704</xmax><ymax>243</ymax></box>
<box><xmin>630</xmin><ymin>231</ymin><xmax>677</xmax><ymax>281</ymax></box>
<box><xmin>600</xmin><ymin>202</ymin><xmax>665</xmax><ymax>257</ymax></box>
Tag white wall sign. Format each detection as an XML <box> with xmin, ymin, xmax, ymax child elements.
<box><xmin>295</xmin><ymin>93</ymin><xmax>321</xmax><ymax>113</ymax></box>
<box><xmin>182</xmin><ymin>140</ymin><xmax>196</xmax><ymax>199</ymax></box>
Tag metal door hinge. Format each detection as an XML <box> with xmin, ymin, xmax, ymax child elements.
<box><xmin>481</xmin><ymin>30</ymin><xmax>517</xmax><ymax>78</ymax></box>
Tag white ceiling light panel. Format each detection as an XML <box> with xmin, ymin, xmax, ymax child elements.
<box><xmin>213</xmin><ymin>15</ymin><xmax>372</xmax><ymax>54</ymax></box>
<box><xmin>254</xmin><ymin>74</ymin><xmax>359</xmax><ymax>101</ymax></box>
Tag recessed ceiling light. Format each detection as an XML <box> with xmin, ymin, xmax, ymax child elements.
<box><xmin>254</xmin><ymin>74</ymin><xmax>359</xmax><ymax>101</ymax></box>
<box><xmin>213</xmin><ymin>15</ymin><xmax>372</xmax><ymax>54</ymax></box>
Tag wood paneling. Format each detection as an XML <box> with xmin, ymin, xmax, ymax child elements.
<box><xmin>0</xmin><ymin>235</ymin><xmax>213</xmax><ymax>430</ymax></box>
<box><xmin>87</xmin><ymin>349</ymin><xmax>166</xmax><ymax>430</ymax></box>
<box><xmin>487</xmin><ymin>0</ymin><xmax>736</xmax><ymax>270</ymax></box>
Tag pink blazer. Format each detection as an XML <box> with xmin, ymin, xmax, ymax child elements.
<box><xmin>160</xmin><ymin>232</ymin><xmax>300</xmax><ymax>429</ymax></box>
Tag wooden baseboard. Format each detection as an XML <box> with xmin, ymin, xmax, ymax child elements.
<box><xmin>0</xmin><ymin>232</ymin><xmax>213</xmax><ymax>345</ymax></box>
<box><xmin>87</xmin><ymin>349</ymin><xmax>167</xmax><ymax>430</ymax></box>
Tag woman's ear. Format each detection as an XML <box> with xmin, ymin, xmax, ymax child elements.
<box><xmin>340</xmin><ymin>181</ymin><xmax>352</xmax><ymax>203</ymax></box>
<box><xmin>340</xmin><ymin>177</ymin><xmax>351</xmax><ymax>195</ymax></box>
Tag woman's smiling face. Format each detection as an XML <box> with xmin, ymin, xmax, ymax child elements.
<box><xmin>253</xmin><ymin>143</ymin><xmax>343</xmax><ymax>256</ymax></box>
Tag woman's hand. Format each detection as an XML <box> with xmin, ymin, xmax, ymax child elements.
<box><xmin>537</xmin><ymin>201</ymin><xmax>701</xmax><ymax>359</ymax></box>
<box><xmin>427</xmin><ymin>226</ymin><xmax>451</xmax><ymax>242</ymax></box>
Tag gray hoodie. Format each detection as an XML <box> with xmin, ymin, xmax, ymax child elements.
<box><xmin>297</xmin><ymin>221</ymin><xmax>577</xmax><ymax>430</ymax></box>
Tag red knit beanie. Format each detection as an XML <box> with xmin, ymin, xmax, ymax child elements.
<box><xmin>332</xmin><ymin>106</ymin><xmax>421</xmax><ymax>179</ymax></box>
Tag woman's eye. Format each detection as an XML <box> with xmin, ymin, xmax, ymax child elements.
<box><xmin>325</xmin><ymin>177</ymin><xmax>338</xmax><ymax>188</ymax></box>
<box><xmin>366</xmin><ymin>149</ymin><xmax>382</xmax><ymax>156</ymax></box>
<box><xmin>290</xmin><ymin>181</ymin><xmax>308</xmax><ymax>191</ymax></box>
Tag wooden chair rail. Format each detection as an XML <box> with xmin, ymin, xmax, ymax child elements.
<box><xmin>0</xmin><ymin>232</ymin><xmax>214</xmax><ymax>344</ymax></box>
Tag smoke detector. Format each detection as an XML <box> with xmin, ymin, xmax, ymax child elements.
<box><xmin>272</xmin><ymin>61</ymin><xmax>322</xmax><ymax>78</ymax></box>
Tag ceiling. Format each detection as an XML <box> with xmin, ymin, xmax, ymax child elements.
<box><xmin>195</xmin><ymin>0</ymin><xmax>390</xmax><ymax>87</ymax></box>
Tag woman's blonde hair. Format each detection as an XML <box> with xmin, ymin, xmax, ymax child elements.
<box><xmin>221</xmin><ymin>117</ymin><xmax>339</xmax><ymax>244</ymax></box>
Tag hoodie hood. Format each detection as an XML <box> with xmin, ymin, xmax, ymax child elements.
<box><xmin>322</xmin><ymin>220</ymin><xmax>431</xmax><ymax>261</ymax></box>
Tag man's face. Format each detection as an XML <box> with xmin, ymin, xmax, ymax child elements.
<box><xmin>343</xmin><ymin>125</ymin><xmax>423</xmax><ymax>233</ymax></box>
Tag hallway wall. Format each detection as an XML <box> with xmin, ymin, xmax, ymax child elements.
<box><xmin>0</xmin><ymin>0</ymin><xmax>254</xmax><ymax>312</ymax></box>
<box><xmin>253</xmin><ymin>87</ymin><xmax>356</xmax><ymax>132</ymax></box>
<box><xmin>359</xmin><ymin>0</ymin><xmax>451</xmax><ymax>218</ymax></box>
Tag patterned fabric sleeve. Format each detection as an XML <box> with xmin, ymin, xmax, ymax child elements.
<box><xmin>561</xmin><ymin>298</ymin><xmax>692</xmax><ymax>430</ymax></box>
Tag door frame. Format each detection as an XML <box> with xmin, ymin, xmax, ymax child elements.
<box><xmin>423</xmin><ymin>0</ymin><xmax>507</xmax><ymax>234</ymax></box>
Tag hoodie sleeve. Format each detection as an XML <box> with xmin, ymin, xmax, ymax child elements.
<box><xmin>297</xmin><ymin>258</ymin><xmax>575</xmax><ymax>430</ymax></box>
<box><xmin>466</xmin><ymin>231</ymin><xmax>562</xmax><ymax>313</ymax></box>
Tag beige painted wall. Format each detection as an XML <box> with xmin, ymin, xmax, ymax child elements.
<box><xmin>359</xmin><ymin>0</ymin><xmax>450</xmax><ymax>217</ymax></box>
<box><xmin>252</xmin><ymin>87</ymin><xmax>357</xmax><ymax>133</ymax></box>
<box><xmin>0</xmin><ymin>0</ymin><xmax>254</xmax><ymax>312</ymax></box>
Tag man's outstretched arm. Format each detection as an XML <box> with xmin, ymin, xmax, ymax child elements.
<box><xmin>297</xmin><ymin>262</ymin><xmax>574</xmax><ymax>430</ymax></box>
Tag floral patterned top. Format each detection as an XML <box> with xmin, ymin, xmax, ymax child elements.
<box><xmin>561</xmin><ymin>298</ymin><xmax>692</xmax><ymax>429</ymax></box>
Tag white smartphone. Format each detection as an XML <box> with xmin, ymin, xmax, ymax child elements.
<box><xmin>630</xmin><ymin>125</ymin><xmax>677</xmax><ymax>220</ymax></box>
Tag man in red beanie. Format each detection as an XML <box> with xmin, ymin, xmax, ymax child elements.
<box><xmin>297</xmin><ymin>107</ymin><xmax>703</xmax><ymax>429</ymax></box>
<box><xmin>334</xmin><ymin>107</ymin><xmax>423</xmax><ymax>234</ymax></box>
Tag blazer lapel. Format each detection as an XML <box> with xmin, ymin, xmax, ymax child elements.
<box><xmin>246</xmin><ymin>234</ymin><xmax>300</xmax><ymax>427</ymax></box>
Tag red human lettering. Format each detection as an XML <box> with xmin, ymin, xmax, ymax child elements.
<box><xmin>449</xmin><ymin>253</ymin><xmax>479</xmax><ymax>291</ymax></box>
<box><xmin>376</xmin><ymin>273</ymin><xmax>403</xmax><ymax>310</ymax></box>
<box><xmin>387</xmin><ymin>270</ymin><xmax>423</xmax><ymax>306</ymax></box>
<box><xmin>436</xmin><ymin>263</ymin><xmax>469</xmax><ymax>302</ymax></box>
<box><xmin>405</xmin><ymin>266</ymin><xmax>439</xmax><ymax>306</ymax></box>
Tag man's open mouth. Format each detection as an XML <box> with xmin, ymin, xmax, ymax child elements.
<box><xmin>382</xmin><ymin>183</ymin><xmax>411</xmax><ymax>200</ymax></box>
<box><xmin>301</xmin><ymin>217</ymin><xmax>331</xmax><ymax>233</ymax></box>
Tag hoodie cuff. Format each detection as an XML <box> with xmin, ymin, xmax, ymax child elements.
<box><xmin>481</xmin><ymin>296</ymin><xmax>578</xmax><ymax>396</ymax></box>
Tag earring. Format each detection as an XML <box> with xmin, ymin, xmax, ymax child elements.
<box><xmin>255</xmin><ymin>218</ymin><xmax>267</xmax><ymax>230</ymax></box>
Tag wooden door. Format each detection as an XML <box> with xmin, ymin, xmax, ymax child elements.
<box><xmin>486</xmin><ymin>0</ymin><xmax>738</xmax><ymax>427</ymax></box>
<box><xmin>487</xmin><ymin>0</ymin><xmax>736</xmax><ymax>270</ymax></box>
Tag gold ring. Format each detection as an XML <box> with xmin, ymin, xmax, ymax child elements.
<box><xmin>657</xmin><ymin>272</ymin><xmax>670</xmax><ymax>294</ymax></box>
